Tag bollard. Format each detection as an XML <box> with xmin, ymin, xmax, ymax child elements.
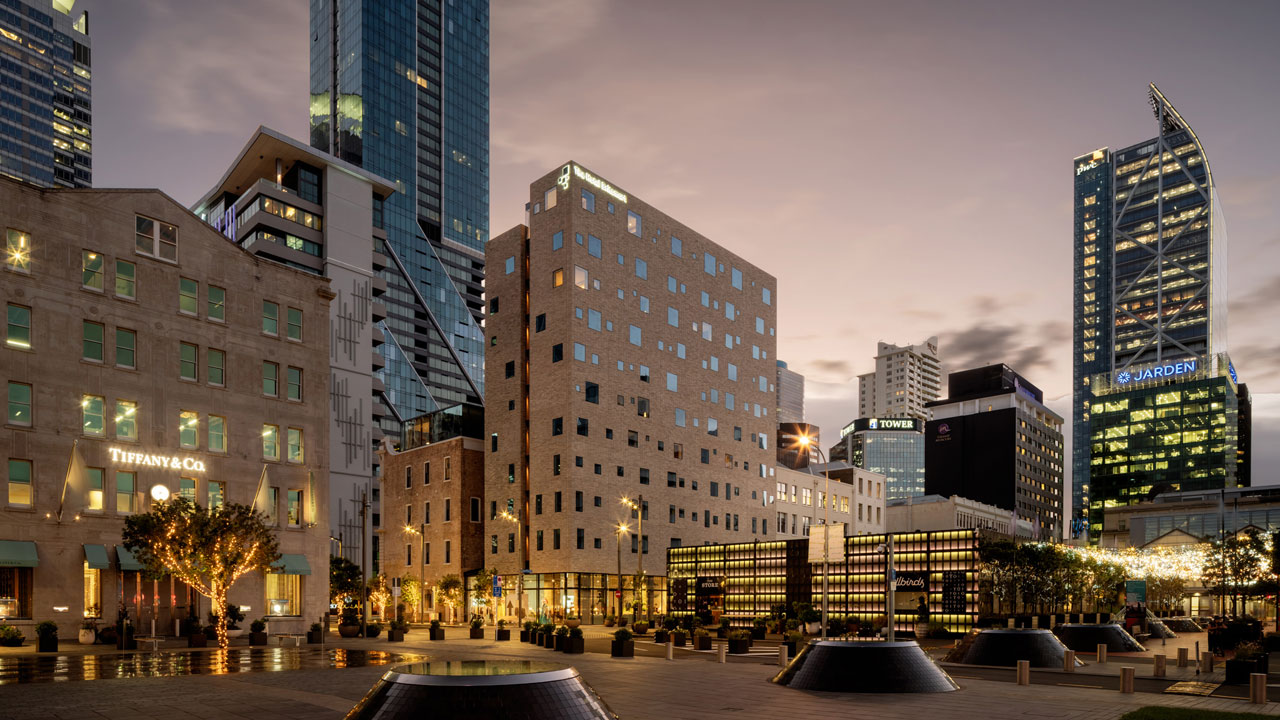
<box><xmin>1007</xmin><ymin>618</ymin><xmax>1015</xmax><ymax>629</ymax></box>
<box><xmin>1153</xmin><ymin>654</ymin><xmax>1166</xmax><ymax>678</ymax></box>
<box><xmin>1032</xmin><ymin>616</ymin><xmax>1039</xmax><ymax>629</ymax></box>
<box><xmin>666</xmin><ymin>640</ymin><xmax>673</xmax><ymax>661</ymax></box>
<box><xmin>718</xmin><ymin>642</ymin><xmax>727</xmax><ymax>664</ymax></box>
<box><xmin>1177</xmin><ymin>647</ymin><xmax>1188</xmax><ymax>667</ymax></box>
<box><xmin>778</xmin><ymin>644</ymin><xmax>788</xmax><ymax>667</ymax></box>
<box><xmin>1251</xmin><ymin>673</ymin><xmax>1267</xmax><ymax>704</ymax></box>
<box><xmin>1120</xmin><ymin>666</ymin><xmax>1134</xmax><ymax>693</ymax></box>
<box><xmin>1097</xmin><ymin>644</ymin><xmax>1108</xmax><ymax>664</ymax></box>
<box><xmin>1016</xmin><ymin>660</ymin><xmax>1030</xmax><ymax>686</ymax></box>
<box><xmin>1063</xmin><ymin>650</ymin><xmax>1076</xmax><ymax>673</ymax></box>
<box><xmin>1201</xmin><ymin>652</ymin><xmax>1214</xmax><ymax>673</ymax></box>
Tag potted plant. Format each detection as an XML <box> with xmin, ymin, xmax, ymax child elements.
<box><xmin>554</xmin><ymin>625</ymin><xmax>569</xmax><ymax>651</ymax></box>
<box><xmin>653</xmin><ymin>624</ymin><xmax>669</xmax><ymax>644</ymax></box>
<box><xmin>0</xmin><ymin>624</ymin><xmax>23</xmax><ymax>647</ymax></box>
<box><xmin>611</xmin><ymin>627</ymin><xmax>635</xmax><ymax>657</ymax></box>
<box><xmin>727</xmin><ymin>629</ymin><xmax>751</xmax><ymax>655</ymax></box>
<box><xmin>1227</xmin><ymin>642</ymin><xmax>1269</xmax><ymax>684</ymax></box>
<box><xmin>693</xmin><ymin>627</ymin><xmax>712</xmax><ymax>651</ymax></box>
<box><xmin>338</xmin><ymin>608</ymin><xmax>361</xmax><ymax>638</ymax></box>
<box><xmin>218</xmin><ymin>604</ymin><xmax>246</xmax><ymax>638</ymax></box>
<box><xmin>604</xmin><ymin>614</ymin><xmax>616</xmax><ymax>628</ymax></box>
<box><xmin>670</xmin><ymin>628</ymin><xmax>687</xmax><ymax>647</ymax></box>
<box><xmin>565</xmin><ymin>626</ymin><xmax>585</xmax><ymax>654</ymax></box>
<box><xmin>249</xmin><ymin>618</ymin><xmax>269</xmax><ymax>646</ymax></box>
<box><xmin>539</xmin><ymin>622</ymin><xmax>555</xmax><ymax>647</ymax></box>
<box><xmin>35</xmin><ymin>621</ymin><xmax>58</xmax><ymax>653</ymax></box>
<box><xmin>521</xmin><ymin>620</ymin><xmax>534</xmax><ymax>643</ymax></box>
<box><xmin>717</xmin><ymin>616</ymin><xmax>731</xmax><ymax>638</ymax></box>
<box><xmin>783</xmin><ymin>631</ymin><xmax>803</xmax><ymax>658</ymax></box>
<box><xmin>845</xmin><ymin>616</ymin><xmax>860</xmax><ymax>636</ymax></box>
<box><xmin>429</xmin><ymin>619</ymin><xmax>445</xmax><ymax>641</ymax></box>
<box><xmin>751</xmin><ymin>616</ymin><xmax>767</xmax><ymax>640</ymax></box>
<box><xmin>365</xmin><ymin>621</ymin><xmax>383</xmax><ymax>639</ymax></box>
<box><xmin>470</xmin><ymin>616</ymin><xmax>485</xmax><ymax>639</ymax></box>
<box><xmin>798</xmin><ymin>605</ymin><xmax>821</xmax><ymax>635</ymax></box>
<box><xmin>913</xmin><ymin>596</ymin><xmax>931</xmax><ymax>638</ymax></box>
<box><xmin>204</xmin><ymin>624</ymin><xmax>220</xmax><ymax>643</ymax></box>
<box><xmin>632</xmin><ymin>620</ymin><xmax>650</xmax><ymax>636</ymax></box>
<box><xmin>496</xmin><ymin>619</ymin><xmax>511</xmax><ymax>641</ymax></box>
<box><xmin>565</xmin><ymin>615</ymin><xmax>581</xmax><ymax>629</ymax></box>
<box><xmin>79</xmin><ymin>616</ymin><xmax>98</xmax><ymax>645</ymax></box>
<box><xmin>182</xmin><ymin>622</ymin><xmax>205</xmax><ymax>648</ymax></box>
<box><xmin>307</xmin><ymin>622</ymin><xmax>324</xmax><ymax>644</ymax></box>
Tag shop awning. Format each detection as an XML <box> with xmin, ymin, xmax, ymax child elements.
<box><xmin>271</xmin><ymin>553</ymin><xmax>311</xmax><ymax>575</ymax></box>
<box><xmin>84</xmin><ymin>544</ymin><xmax>109</xmax><ymax>570</ymax></box>
<box><xmin>116</xmin><ymin>546</ymin><xmax>143</xmax><ymax>572</ymax></box>
<box><xmin>0</xmin><ymin>540</ymin><xmax>37</xmax><ymax>567</ymax></box>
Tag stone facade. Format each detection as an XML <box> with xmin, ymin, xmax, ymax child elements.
<box><xmin>772</xmin><ymin>464</ymin><xmax>887</xmax><ymax>539</ymax></box>
<box><xmin>0</xmin><ymin>177</ymin><xmax>332</xmax><ymax>637</ymax></box>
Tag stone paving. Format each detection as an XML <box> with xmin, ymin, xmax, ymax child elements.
<box><xmin>1</xmin><ymin>633</ymin><xmax>1279</xmax><ymax>719</ymax></box>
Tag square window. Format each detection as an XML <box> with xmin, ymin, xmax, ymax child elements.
<box><xmin>552</xmin><ymin>230</ymin><xmax>563</xmax><ymax>250</ymax></box>
<box><xmin>287</xmin><ymin>428</ymin><xmax>304</xmax><ymax>463</ymax></box>
<box><xmin>552</xmin><ymin>343</ymin><xmax>564</xmax><ymax>362</ymax></box>
<box><xmin>135</xmin><ymin>215</ymin><xmax>177</xmax><ymax>261</ymax></box>
<box><xmin>179</xmin><ymin>410</ymin><xmax>198</xmax><ymax>449</ymax></box>
<box><xmin>7</xmin><ymin>458</ymin><xmax>32</xmax><ymax>506</ymax></box>
<box><xmin>81</xmin><ymin>394</ymin><xmax>105</xmax><ymax>435</ymax></box>
<box><xmin>207</xmin><ymin>348</ymin><xmax>225</xmax><ymax>386</ymax></box>
<box><xmin>588</xmin><ymin>235</ymin><xmax>601</xmax><ymax>258</ymax></box>
<box><xmin>116</xmin><ymin>471</ymin><xmax>136</xmax><ymax>513</ymax></box>
<box><xmin>208</xmin><ymin>415</ymin><xmax>226</xmax><ymax>452</ymax></box>
<box><xmin>574</xmin><ymin>266</ymin><xmax>587</xmax><ymax>289</ymax></box>
<box><xmin>505</xmin><ymin>256</ymin><xmax>516</xmax><ymax>274</ymax></box>
<box><xmin>670</xmin><ymin>236</ymin><xmax>682</xmax><ymax>256</ymax></box>
<box><xmin>552</xmin><ymin>268</ymin><xmax>564</xmax><ymax>287</ymax></box>
<box><xmin>287</xmin><ymin>366</ymin><xmax>303</xmax><ymax>400</ymax></box>
<box><xmin>262</xmin><ymin>424</ymin><xmax>279</xmax><ymax>460</ymax></box>
<box><xmin>581</xmin><ymin>189</ymin><xmax>595</xmax><ymax>212</ymax></box>
<box><xmin>262</xmin><ymin>361</ymin><xmax>279</xmax><ymax>396</ymax></box>
<box><xmin>628</xmin><ymin>325</ymin><xmax>642</xmax><ymax>346</ymax></box>
<box><xmin>634</xmin><ymin>257</ymin><xmax>647</xmax><ymax>279</ymax></box>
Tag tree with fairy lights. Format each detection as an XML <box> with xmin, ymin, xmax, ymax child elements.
<box><xmin>122</xmin><ymin>498</ymin><xmax>279</xmax><ymax>649</ymax></box>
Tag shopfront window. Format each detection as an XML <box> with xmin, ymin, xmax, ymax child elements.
<box><xmin>0</xmin><ymin>567</ymin><xmax>32</xmax><ymax>618</ymax></box>
<box><xmin>83</xmin><ymin>561</ymin><xmax>101</xmax><ymax>617</ymax></box>
<box><xmin>265</xmin><ymin>573</ymin><xmax>301</xmax><ymax>616</ymax></box>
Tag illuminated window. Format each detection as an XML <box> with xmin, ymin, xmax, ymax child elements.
<box><xmin>179</xmin><ymin>410</ymin><xmax>198</xmax><ymax>449</ymax></box>
<box><xmin>207</xmin><ymin>348</ymin><xmax>224</xmax><ymax>386</ymax></box>
<box><xmin>115</xmin><ymin>328</ymin><xmax>136</xmax><ymax>369</ymax></box>
<box><xmin>7</xmin><ymin>459</ymin><xmax>32</xmax><ymax>507</ymax></box>
<box><xmin>115</xmin><ymin>259</ymin><xmax>135</xmax><ymax>299</ymax></box>
<box><xmin>82</xmin><ymin>321</ymin><xmax>103</xmax><ymax>361</ymax></box>
<box><xmin>6</xmin><ymin>304</ymin><xmax>31</xmax><ymax>349</ymax></box>
<box><xmin>627</xmin><ymin>211</ymin><xmax>642</xmax><ymax>236</ymax></box>
<box><xmin>287</xmin><ymin>489</ymin><xmax>302</xmax><ymax>526</ymax></box>
<box><xmin>116</xmin><ymin>471</ymin><xmax>135</xmax><ymax>513</ymax></box>
<box><xmin>263</xmin><ymin>424</ymin><xmax>279</xmax><ymax>460</ymax></box>
<box><xmin>544</xmin><ymin>187</ymin><xmax>557</xmax><ymax>209</ymax></box>
<box><xmin>179</xmin><ymin>342</ymin><xmax>197</xmax><ymax>381</ymax></box>
<box><xmin>82</xmin><ymin>251</ymin><xmax>103</xmax><ymax>290</ymax></box>
<box><xmin>115</xmin><ymin>400</ymin><xmax>138</xmax><ymax>441</ymax></box>
<box><xmin>581</xmin><ymin>189</ymin><xmax>595</xmax><ymax>212</ymax></box>
<box><xmin>287</xmin><ymin>367</ymin><xmax>302</xmax><ymax>401</ymax></box>
<box><xmin>207</xmin><ymin>286</ymin><xmax>225</xmax><ymax>322</ymax></box>
<box><xmin>179</xmin><ymin>277</ymin><xmax>198</xmax><ymax>314</ymax></box>
<box><xmin>135</xmin><ymin>215</ymin><xmax>177</xmax><ymax>261</ymax></box>
<box><xmin>265</xmin><ymin>572</ymin><xmax>300</xmax><ymax>616</ymax></box>
<box><xmin>287</xmin><ymin>428</ymin><xmax>304</xmax><ymax>463</ymax></box>
<box><xmin>209</xmin><ymin>415</ymin><xmax>226</xmax><ymax>453</ymax></box>
<box><xmin>86</xmin><ymin>467</ymin><xmax>103</xmax><ymax>510</ymax></box>
<box><xmin>5</xmin><ymin>229</ymin><xmax>30</xmax><ymax>272</ymax></box>
<box><xmin>262</xmin><ymin>301</ymin><xmax>278</xmax><ymax>335</ymax></box>
<box><xmin>263</xmin><ymin>362</ymin><xmax>278</xmax><ymax>396</ymax></box>
<box><xmin>574</xmin><ymin>266</ymin><xmax>587</xmax><ymax>289</ymax></box>
<box><xmin>6</xmin><ymin>382</ymin><xmax>31</xmax><ymax>426</ymax></box>
<box><xmin>552</xmin><ymin>268</ymin><xmax>564</xmax><ymax>287</ymax></box>
<box><xmin>81</xmin><ymin>394</ymin><xmax>104</xmax><ymax>436</ymax></box>
<box><xmin>286</xmin><ymin>307</ymin><xmax>302</xmax><ymax>341</ymax></box>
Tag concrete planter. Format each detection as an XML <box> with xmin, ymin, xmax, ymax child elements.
<box><xmin>728</xmin><ymin>638</ymin><xmax>751</xmax><ymax>654</ymax></box>
<box><xmin>429</xmin><ymin>628</ymin><xmax>445</xmax><ymax>641</ymax></box>
<box><xmin>496</xmin><ymin>629</ymin><xmax>511</xmax><ymax>641</ymax></box>
<box><xmin>338</xmin><ymin>624</ymin><xmax>361</xmax><ymax>638</ymax></box>
<box><xmin>470</xmin><ymin>627</ymin><xmax>485</xmax><ymax>639</ymax></box>
<box><xmin>611</xmin><ymin>640</ymin><xmax>634</xmax><ymax>658</ymax></box>
<box><xmin>694</xmin><ymin>635</ymin><xmax>712</xmax><ymax>650</ymax></box>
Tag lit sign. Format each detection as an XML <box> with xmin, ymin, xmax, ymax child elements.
<box><xmin>1076</xmin><ymin>160</ymin><xmax>1099</xmax><ymax>176</ymax></box>
<box><xmin>109</xmin><ymin>447</ymin><xmax>206</xmax><ymax>472</ymax></box>
<box><xmin>150</xmin><ymin>484</ymin><xmax>170</xmax><ymax>502</ymax></box>
<box><xmin>1228</xmin><ymin>361</ymin><xmax>1238</xmax><ymax>384</ymax></box>
<box><xmin>210</xmin><ymin>206</ymin><xmax>236</xmax><ymax>241</ymax></box>
<box><xmin>570</xmin><ymin>164</ymin><xmax>627</xmax><ymax>204</ymax></box>
<box><xmin>868</xmin><ymin>418</ymin><xmax>916</xmax><ymax>431</ymax></box>
<box><xmin>937</xmin><ymin>423</ymin><xmax>951</xmax><ymax>435</ymax></box>
<box><xmin>1114</xmin><ymin>359</ymin><xmax>1197</xmax><ymax>386</ymax></box>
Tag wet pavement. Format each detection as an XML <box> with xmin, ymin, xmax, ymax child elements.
<box><xmin>0</xmin><ymin>647</ymin><xmax>424</xmax><ymax>685</ymax></box>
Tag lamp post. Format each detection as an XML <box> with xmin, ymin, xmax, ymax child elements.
<box><xmin>621</xmin><ymin>496</ymin><xmax>644</xmax><ymax>622</ymax></box>
<box><xmin>797</xmin><ymin>434</ymin><xmax>832</xmax><ymax>639</ymax></box>
<box><xmin>615</xmin><ymin>523</ymin><xmax>629</xmax><ymax>620</ymax></box>
<box><xmin>498</xmin><ymin>510</ymin><xmax>525</xmax><ymax>622</ymax></box>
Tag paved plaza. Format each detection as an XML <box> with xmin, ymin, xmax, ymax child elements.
<box><xmin>1</xmin><ymin>629</ymin><xmax>1280</xmax><ymax>720</ymax></box>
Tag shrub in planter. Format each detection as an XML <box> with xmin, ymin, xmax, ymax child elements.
<box><xmin>798</xmin><ymin>606</ymin><xmax>821</xmax><ymax>635</ymax></box>
<box><xmin>663</xmin><ymin>615</ymin><xmax>678</xmax><ymax>632</ymax></box>
<box><xmin>611</xmin><ymin>628</ymin><xmax>635</xmax><ymax>658</ymax></box>
<box><xmin>79</xmin><ymin>617</ymin><xmax>98</xmax><ymax>645</ymax></box>
<box><xmin>539</xmin><ymin>623</ymin><xmax>555</xmax><ymax>647</ymax></box>
<box><xmin>604</xmin><ymin>614</ymin><xmax>616</xmax><ymax>628</ymax></box>
<box><xmin>249</xmin><ymin>618</ymin><xmax>269</xmax><ymax>645</ymax></box>
<box><xmin>632</xmin><ymin>621</ymin><xmax>649</xmax><ymax>636</ymax></box>
<box><xmin>97</xmin><ymin>625</ymin><xmax>118</xmax><ymax>646</ymax></box>
<box><xmin>35</xmin><ymin>621</ymin><xmax>58</xmax><ymax>652</ymax></box>
<box><xmin>0</xmin><ymin>623</ymin><xmax>25</xmax><ymax>648</ymax></box>
<box><xmin>565</xmin><ymin>615</ymin><xmax>581</xmax><ymax>629</ymax></box>
<box><xmin>1226</xmin><ymin>642</ymin><xmax>1269</xmax><ymax>684</ymax></box>
<box><xmin>653</xmin><ymin>627</ymin><xmax>669</xmax><ymax>644</ymax></box>
<box><xmin>554</xmin><ymin>625</ymin><xmax>569</xmax><ymax>651</ymax></box>
<box><xmin>565</xmin><ymin>626</ymin><xmax>585</xmax><ymax>654</ymax></box>
<box><xmin>204</xmin><ymin>624</ymin><xmax>220</xmax><ymax>642</ymax></box>
<box><xmin>671</xmin><ymin>629</ymin><xmax>687</xmax><ymax>647</ymax></box>
<box><xmin>727</xmin><ymin>629</ymin><xmax>751</xmax><ymax>655</ymax></box>
<box><xmin>521</xmin><ymin>620</ymin><xmax>535</xmax><ymax>643</ymax></box>
<box><xmin>752</xmin><ymin>616</ymin><xmax>767</xmax><ymax>640</ymax></box>
<box><xmin>496</xmin><ymin>619</ymin><xmax>511</xmax><ymax>641</ymax></box>
<box><xmin>783</xmin><ymin>631</ymin><xmax>803</xmax><ymax>658</ymax></box>
<box><xmin>366</xmin><ymin>622</ymin><xmax>383</xmax><ymax>639</ymax></box>
<box><xmin>216</xmin><ymin>604</ymin><xmax>246</xmax><ymax>638</ymax></box>
<box><xmin>925</xmin><ymin>621</ymin><xmax>950</xmax><ymax>639</ymax></box>
<box><xmin>339</xmin><ymin>608</ymin><xmax>362</xmax><ymax>638</ymax></box>
<box><xmin>429</xmin><ymin>619</ymin><xmax>445</xmax><ymax>641</ymax></box>
<box><xmin>307</xmin><ymin>622</ymin><xmax>324</xmax><ymax>644</ymax></box>
<box><xmin>717</xmin><ymin>616</ymin><xmax>731</xmax><ymax>638</ymax></box>
<box><xmin>693</xmin><ymin>628</ymin><xmax>712</xmax><ymax>651</ymax></box>
<box><xmin>470</xmin><ymin>616</ymin><xmax>485</xmax><ymax>639</ymax></box>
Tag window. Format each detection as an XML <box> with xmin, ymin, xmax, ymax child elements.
<box><xmin>444</xmin><ymin>498</ymin><xmax>452</xmax><ymax>521</ymax></box>
<box><xmin>576</xmin><ymin>417</ymin><xmax>589</xmax><ymax>436</ymax></box>
<box><xmin>629</xmin><ymin>325</ymin><xmax>642</xmax><ymax>346</ymax></box>
<box><xmin>7</xmin><ymin>382</ymin><xmax>31</xmax><ymax>426</ymax></box>
<box><xmin>135</xmin><ymin>215</ymin><xmax>177</xmax><ymax>261</ymax></box>
<box><xmin>116</xmin><ymin>471</ymin><xmax>135</xmax><ymax>513</ymax></box>
<box><xmin>82</xmin><ymin>321</ymin><xmax>103</xmax><ymax>362</ymax></box>
<box><xmin>424</xmin><ymin>462</ymin><xmax>431</xmax><ymax>485</ymax></box>
<box><xmin>581</xmin><ymin>188</ymin><xmax>595</xmax><ymax>212</ymax></box>
<box><xmin>262</xmin><ymin>301</ymin><xmax>279</xmax><ymax>335</ymax></box>
<box><xmin>731</xmin><ymin>267</ymin><xmax>743</xmax><ymax>290</ymax></box>
<box><xmin>286</xmin><ymin>307</ymin><xmax>302</xmax><ymax>341</ymax></box>
<box><xmin>6</xmin><ymin>304</ymin><xmax>31</xmax><ymax>349</ymax></box>
<box><xmin>554</xmin><ymin>529</ymin><xmax>561</xmax><ymax>550</ymax></box>
<box><xmin>588</xmin><ymin>235</ymin><xmax>601</xmax><ymax>258</ymax></box>
<box><xmin>675</xmin><ymin>408</ymin><xmax>686</xmax><ymax>427</ymax></box>
<box><xmin>205</xmin><ymin>348</ymin><xmax>224</xmax><ymax>386</ymax></box>
<box><xmin>287</xmin><ymin>490</ymin><xmax>302</xmax><ymax>526</ymax></box>
<box><xmin>114</xmin><ymin>328</ymin><xmax>136</xmax><ymax>369</ymax></box>
<box><xmin>763</xmin><ymin>287</ymin><xmax>772</xmax><ymax>305</ymax></box>
<box><xmin>585</xmin><ymin>382</ymin><xmax>599</xmax><ymax>404</ymax></box>
<box><xmin>552</xmin><ymin>268</ymin><xmax>564</xmax><ymax>287</ymax></box>
<box><xmin>552</xmin><ymin>417</ymin><xmax>563</xmax><ymax>436</ymax></box>
<box><xmin>573</xmin><ymin>343</ymin><xmax>585</xmax><ymax>361</ymax></box>
<box><xmin>444</xmin><ymin>456</ymin><xmax>452</xmax><ymax>481</ymax></box>
<box><xmin>81</xmin><ymin>394</ymin><xmax>105</xmax><ymax>436</ymax></box>
<box><xmin>287</xmin><ymin>428</ymin><xmax>304</xmax><ymax>463</ymax></box>
<box><xmin>704</xmin><ymin>252</ymin><xmax>716</xmax><ymax>275</ymax></box>
<box><xmin>115</xmin><ymin>401</ymin><xmax>138</xmax><ymax>441</ymax></box>
<box><xmin>86</xmin><ymin>467</ymin><xmax>104</xmax><ymax>511</ymax></box>
<box><xmin>666</xmin><ymin>373</ymin><xmax>678</xmax><ymax>392</ymax></box>
<box><xmin>535</xmin><ymin>313</ymin><xmax>546</xmax><ymax>332</ymax></box>
<box><xmin>574</xmin><ymin>266</ymin><xmax>587</xmax><ymax>289</ymax></box>
<box><xmin>470</xmin><ymin>497</ymin><xmax>481</xmax><ymax>523</ymax></box>
<box><xmin>179</xmin><ymin>477</ymin><xmax>197</xmax><ymax>503</ymax></box>
<box><xmin>627</xmin><ymin>211</ymin><xmax>642</xmax><ymax>236</ymax></box>
<box><xmin>264</xmin><ymin>573</ymin><xmax>300</xmax><ymax>616</ymax></box>
<box><xmin>587</xmin><ymin>308</ymin><xmax>601</xmax><ymax>331</ymax></box>
<box><xmin>635</xmin><ymin>257</ymin><xmax>647</xmax><ymax>279</ymax></box>
<box><xmin>177</xmin><ymin>410</ymin><xmax>198</xmax><ymax>449</ymax></box>
<box><xmin>179</xmin><ymin>343</ymin><xmax>198</xmax><ymax>381</ymax></box>
<box><xmin>209</xmin><ymin>415</ymin><xmax>226</xmax><ymax>452</ymax></box>
<box><xmin>263</xmin><ymin>362</ymin><xmax>279</xmax><ymax>396</ymax></box>
<box><xmin>287</xmin><ymin>367</ymin><xmax>302</xmax><ymax>401</ymax></box>
<box><xmin>670</xmin><ymin>236</ymin><xmax>682</xmax><ymax>256</ymax></box>
<box><xmin>262</xmin><ymin>424</ymin><xmax>279</xmax><ymax>460</ymax></box>
<box><xmin>7</xmin><ymin>459</ymin><xmax>31</xmax><ymax>506</ymax></box>
<box><xmin>207</xmin><ymin>286</ymin><xmax>225</xmax><ymax>321</ymax></box>
<box><xmin>5</xmin><ymin>229</ymin><xmax>30</xmax><ymax>272</ymax></box>
<box><xmin>82</xmin><ymin>251</ymin><xmax>104</xmax><ymax>290</ymax></box>
<box><xmin>115</xmin><ymin>260</ymin><xmax>136</xmax><ymax>299</ymax></box>
<box><xmin>178</xmin><ymin>277</ymin><xmax>198</xmax><ymax>315</ymax></box>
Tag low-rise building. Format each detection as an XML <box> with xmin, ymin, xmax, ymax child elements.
<box><xmin>886</xmin><ymin>494</ymin><xmax>1033</xmax><ymax>538</ymax></box>
<box><xmin>772</xmin><ymin>463</ymin><xmax>886</xmax><ymax>538</ymax></box>
<box><xmin>1099</xmin><ymin>485</ymin><xmax>1280</xmax><ymax>549</ymax></box>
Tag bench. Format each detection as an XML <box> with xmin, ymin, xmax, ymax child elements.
<box><xmin>273</xmin><ymin>633</ymin><xmax>304</xmax><ymax>647</ymax></box>
<box><xmin>135</xmin><ymin>636</ymin><xmax>163</xmax><ymax>652</ymax></box>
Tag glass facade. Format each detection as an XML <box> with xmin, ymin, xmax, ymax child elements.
<box><xmin>0</xmin><ymin>0</ymin><xmax>91</xmax><ymax>187</ymax></box>
<box><xmin>492</xmin><ymin>572</ymin><xmax>667</xmax><ymax>625</ymax></box>
<box><xmin>848</xmin><ymin>430</ymin><xmax>925</xmax><ymax>501</ymax></box>
<box><xmin>310</xmin><ymin>0</ymin><xmax>488</xmax><ymax>424</ymax></box>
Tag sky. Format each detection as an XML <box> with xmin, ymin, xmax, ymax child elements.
<box><xmin>81</xmin><ymin>0</ymin><xmax>1280</xmax><ymax>497</ymax></box>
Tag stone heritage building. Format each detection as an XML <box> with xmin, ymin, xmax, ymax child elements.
<box><xmin>484</xmin><ymin>162</ymin><xmax>779</xmax><ymax>622</ymax></box>
<box><xmin>0</xmin><ymin>176</ymin><xmax>332</xmax><ymax>636</ymax></box>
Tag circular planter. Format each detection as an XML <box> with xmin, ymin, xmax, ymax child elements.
<box><xmin>78</xmin><ymin>629</ymin><xmax>96</xmax><ymax>645</ymax></box>
<box><xmin>565</xmin><ymin>619</ymin><xmax>580</xmax><ymax>629</ymax></box>
<box><xmin>955</xmin><ymin>629</ymin><xmax>1083</xmax><ymax>668</ymax></box>
<box><xmin>339</xmin><ymin>624</ymin><xmax>362</xmax><ymax>638</ymax></box>
<box><xmin>773</xmin><ymin>640</ymin><xmax>957</xmax><ymax>693</ymax></box>
<box><xmin>347</xmin><ymin>661</ymin><xmax>617</xmax><ymax>719</ymax></box>
<box><xmin>1053</xmin><ymin>624</ymin><xmax>1146</xmax><ymax>653</ymax></box>
<box><xmin>225</xmin><ymin>628</ymin><xmax>245</xmax><ymax>638</ymax></box>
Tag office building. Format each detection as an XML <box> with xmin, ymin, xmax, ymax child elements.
<box><xmin>194</xmin><ymin>127</ymin><xmax>394</xmax><ymax>572</ymax></box>
<box><xmin>887</xmin><ymin>494</ymin><xmax>1034</xmax><ymax>538</ymax></box>
<box><xmin>856</xmin><ymin>337</ymin><xmax>941</xmax><ymax>423</ymax></box>
<box><xmin>925</xmin><ymin>364</ymin><xmax>1065</xmax><ymax>540</ymax></box>
<box><xmin>775</xmin><ymin>360</ymin><xmax>804</xmax><ymax>423</ymax></box>
<box><xmin>377</xmin><ymin>403</ymin><xmax>484</xmax><ymax>621</ymax></box>
<box><xmin>773</xmin><ymin>463</ymin><xmax>886</xmax><ymax>539</ymax></box>
<box><xmin>0</xmin><ymin>0</ymin><xmax>91</xmax><ymax>187</ymax></box>
<box><xmin>832</xmin><ymin>417</ymin><xmax>926</xmax><ymax>501</ymax></box>
<box><xmin>1</xmin><ymin>176</ymin><xmax>331</xmax><ymax>635</ymax></box>
<box><xmin>485</xmin><ymin>162</ymin><xmax>779</xmax><ymax>622</ymax></box>
<box><xmin>1073</xmin><ymin>85</ymin><xmax>1244</xmax><ymax>541</ymax></box>
<box><xmin>310</xmin><ymin>0</ymin><xmax>489</xmax><ymax>424</ymax></box>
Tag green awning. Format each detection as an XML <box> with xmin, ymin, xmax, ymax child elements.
<box><xmin>116</xmin><ymin>546</ymin><xmax>143</xmax><ymax>572</ymax></box>
<box><xmin>270</xmin><ymin>553</ymin><xmax>311</xmax><ymax>575</ymax></box>
<box><xmin>84</xmin><ymin>544</ymin><xmax>109</xmax><ymax>570</ymax></box>
<box><xmin>0</xmin><ymin>540</ymin><xmax>37</xmax><ymax>567</ymax></box>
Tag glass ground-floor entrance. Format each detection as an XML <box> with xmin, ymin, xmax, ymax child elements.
<box><xmin>491</xmin><ymin>572</ymin><xmax>668</xmax><ymax>624</ymax></box>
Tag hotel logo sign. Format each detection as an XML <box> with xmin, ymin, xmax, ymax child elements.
<box><xmin>109</xmin><ymin>447</ymin><xmax>207</xmax><ymax>472</ymax></box>
<box><xmin>562</xmin><ymin>164</ymin><xmax>628</xmax><ymax>204</ymax></box>
<box><xmin>1114</xmin><ymin>359</ymin><xmax>1198</xmax><ymax>386</ymax></box>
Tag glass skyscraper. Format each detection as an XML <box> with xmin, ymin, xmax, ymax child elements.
<box><xmin>1072</xmin><ymin>84</ymin><xmax>1243</xmax><ymax>541</ymax></box>
<box><xmin>0</xmin><ymin>0</ymin><xmax>91</xmax><ymax>188</ymax></box>
<box><xmin>832</xmin><ymin>418</ymin><xmax>926</xmax><ymax>502</ymax></box>
<box><xmin>309</xmin><ymin>0</ymin><xmax>488</xmax><ymax>425</ymax></box>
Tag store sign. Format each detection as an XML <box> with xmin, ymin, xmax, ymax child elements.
<box><xmin>109</xmin><ymin>447</ymin><xmax>206</xmax><ymax>472</ymax></box>
<box><xmin>894</xmin><ymin>573</ymin><xmax>928</xmax><ymax>592</ymax></box>
<box><xmin>868</xmin><ymin>418</ymin><xmax>916</xmax><ymax>431</ymax></box>
<box><xmin>695</xmin><ymin>576</ymin><xmax>724</xmax><ymax>596</ymax></box>
<box><xmin>566</xmin><ymin>164</ymin><xmax>628</xmax><ymax>204</ymax></box>
<box><xmin>1114</xmin><ymin>359</ymin><xmax>1197</xmax><ymax>386</ymax></box>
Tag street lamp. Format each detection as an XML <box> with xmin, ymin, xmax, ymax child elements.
<box><xmin>615</xmin><ymin>523</ymin><xmax>629</xmax><ymax>621</ymax></box>
<box><xmin>620</xmin><ymin>496</ymin><xmax>644</xmax><ymax>622</ymax></box>
<box><xmin>796</xmin><ymin>434</ymin><xmax>832</xmax><ymax>639</ymax></box>
<box><xmin>497</xmin><ymin>509</ymin><xmax>525</xmax><ymax>622</ymax></box>
<box><xmin>875</xmin><ymin>540</ymin><xmax>896</xmax><ymax>642</ymax></box>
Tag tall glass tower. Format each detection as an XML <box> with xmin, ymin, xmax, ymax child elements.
<box><xmin>1072</xmin><ymin>84</ymin><xmax>1242</xmax><ymax>542</ymax></box>
<box><xmin>0</xmin><ymin>0</ymin><xmax>91</xmax><ymax>188</ymax></box>
<box><xmin>309</xmin><ymin>0</ymin><xmax>488</xmax><ymax>425</ymax></box>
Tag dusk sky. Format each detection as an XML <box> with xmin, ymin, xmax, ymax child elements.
<box><xmin>82</xmin><ymin>0</ymin><xmax>1280</xmax><ymax>497</ymax></box>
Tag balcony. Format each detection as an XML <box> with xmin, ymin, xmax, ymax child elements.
<box><xmin>372</xmin><ymin>301</ymin><xmax>387</xmax><ymax>322</ymax></box>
